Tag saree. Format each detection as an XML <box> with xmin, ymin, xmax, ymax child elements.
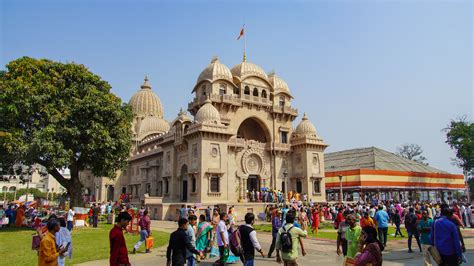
<box><xmin>15</xmin><ymin>207</ymin><xmax>25</xmax><ymax>227</ymax></box>
<box><xmin>209</xmin><ymin>229</ymin><xmax>239</xmax><ymax>263</ymax></box>
<box><xmin>196</xmin><ymin>221</ymin><xmax>213</xmax><ymax>252</ymax></box>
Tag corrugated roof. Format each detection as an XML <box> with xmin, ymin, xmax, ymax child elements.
<box><xmin>325</xmin><ymin>147</ymin><xmax>447</xmax><ymax>173</ymax></box>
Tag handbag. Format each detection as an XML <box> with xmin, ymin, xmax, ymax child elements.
<box><xmin>145</xmin><ymin>236</ymin><xmax>154</xmax><ymax>249</ymax></box>
<box><xmin>32</xmin><ymin>235</ymin><xmax>41</xmax><ymax>250</ymax></box>
<box><xmin>428</xmin><ymin>222</ymin><xmax>443</xmax><ymax>265</ymax></box>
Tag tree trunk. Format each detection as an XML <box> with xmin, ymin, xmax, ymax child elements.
<box><xmin>67</xmin><ymin>176</ymin><xmax>84</xmax><ymax>208</ymax></box>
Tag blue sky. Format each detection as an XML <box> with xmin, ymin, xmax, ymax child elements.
<box><xmin>1</xmin><ymin>0</ymin><xmax>472</xmax><ymax>173</ymax></box>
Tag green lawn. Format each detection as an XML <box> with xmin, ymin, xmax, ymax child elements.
<box><xmin>0</xmin><ymin>224</ymin><xmax>169</xmax><ymax>266</ymax></box>
<box><xmin>254</xmin><ymin>223</ymin><xmax>407</xmax><ymax>241</ymax></box>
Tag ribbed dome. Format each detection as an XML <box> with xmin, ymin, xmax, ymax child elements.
<box><xmin>231</xmin><ymin>61</ymin><xmax>268</xmax><ymax>81</ymax></box>
<box><xmin>196</xmin><ymin>57</ymin><xmax>233</xmax><ymax>84</ymax></box>
<box><xmin>268</xmin><ymin>72</ymin><xmax>290</xmax><ymax>93</ymax></box>
<box><xmin>129</xmin><ymin>76</ymin><xmax>164</xmax><ymax>118</ymax></box>
<box><xmin>295</xmin><ymin>113</ymin><xmax>317</xmax><ymax>136</ymax></box>
<box><xmin>139</xmin><ymin>116</ymin><xmax>170</xmax><ymax>136</ymax></box>
<box><xmin>195</xmin><ymin>99</ymin><xmax>221</xmax><ymax>124</ymax></box>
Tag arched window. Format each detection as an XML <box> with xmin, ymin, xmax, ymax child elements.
<box><xmin>282</xmin><ymin>181</ymin><xmax>285</xmax><ymax>193</ymax></box>
<box><xmin>313</xmin><ymin>180</ymin><xmax>321</xmax><ymax>193</ymax></box>
<box><xmin>219</xmin><ymin>83</ymin><xmax>226</xmax><ymax>95</ymax></box>
<box><xmin>279</xmin><ymin>96</ymin><xmax>285</xmax><ymax>107</ymax></box>
<box><xmin>201</xmin><ymin>85</ymin><xmax>206</xmax><ymax>96</ymax></box>
<box><xmin>261</xmin><ymin>90</ymin><xmax>267</xmax><ymax>98</ymax></box>
<box><xmin>1</xmin><ymin>186</ymin><xmax>7</xmax><ymax>192</ymax></box>
<box><xmin>192</xmin><ymin>177</ymin><xmax>196</xmax><ymax>193</ymax></box>
<box><xmin>253</xmin><ymin>88</ymin><xmax>259</xmax><ymax>96</ymax></box>
<box><xmin>270</xmin><ymin>94</ymin><xmax>274</xmax><ymax>101</ymax></box>
<box><xmin>234</xmin><ymin>87</ymin><xmax>240</xmax><ymax>95</ymax></box>
<box><xmin>244</xmin><ymin>86</ymin><xmax>250</xmax><ymax>95</ymax></box>
<box><xmin>9</xmin><ymin>186</ymin><xmax>16</xmax><ymax>192</ymax></box>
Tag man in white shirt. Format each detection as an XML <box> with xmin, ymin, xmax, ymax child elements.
<box><xmin>216</xmin><ymin>212</ymin><xmax>229</xmax><ymax>265</ymax></box>
<box><xmin>239</xmin><ymin>213</ymin><xmax>265</xmax><ymax>265</ymax></box>
<box><xmin>67</xmin><ymin>208</ymin><xmax>75</xmax><ymax>231</ymax></box>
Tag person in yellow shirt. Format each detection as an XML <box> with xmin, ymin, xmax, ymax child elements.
<box><xmin>360</xmin><ymin>212</ymin><xmax>376</xmax><ymax>229</ymax></box>
<box><xmin>39</xmin><ymin>219</ymin><xmax>67</xmax><ymax>266</ymax></box>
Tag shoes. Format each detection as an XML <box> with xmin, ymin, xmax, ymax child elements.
<box><xmin>146</xmin><ymin>249</ymin><xmax>151</xmax><ymax>253</ymax></box>
<box><xmin>132</xmin><ymin>248</ymin><xmax>136</xmax><ymax>254</ymax></box>
<box><xmin>267</xmin><ymin>255</ymin><xmax>272</xmax><ymax>258</ymax></box>
<box><xmin>408</xmin><ymin>250</ymin><xmax>413</xmax><ymax>253</ymax></box>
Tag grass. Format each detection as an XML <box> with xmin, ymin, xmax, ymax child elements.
<box><xmin>254</xmin><ymin>222</ymin><xmax>408</xmax><ymax>241</ymax></box>
<box><xmin>0</xmin><ymin>224</ymin><xmax>169</xmax><ymax>266</ymax></box>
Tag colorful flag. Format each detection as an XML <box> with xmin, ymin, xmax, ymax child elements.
<box><xmin>237</xmin><ymin>25</ymin><xmax>245</xmax><ymax>40</ymax></box>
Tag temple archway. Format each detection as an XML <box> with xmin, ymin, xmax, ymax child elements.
<box><xmin>237</xmin><ymin>117</ymin><xmax>271</xmax><ymax>143</ymax></box>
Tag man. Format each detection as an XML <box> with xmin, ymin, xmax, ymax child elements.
<box><xmin>179</xmin><ymin>205</ymin><xmax>187</xmax><ymax>220</ymax></box>
<box><xmin>268</xmin><ymin>210</ymin><xmax>282</xmax><ymax>258</ymax></box>
<box><xmin>431</xmin><ymin>207</ymin><xmax>463</xmax><ymax>266</ymax></box>
<box><xmin>417</xmin><ymin>210</ymin><xmax>433</xmax><ymax>266</ymax></box>
<box><xmin>239</xmin><ymin>213</ymin><xmax>265</xmax><ymax>266</ymax></box>
<box><xmin>216</xmin><ymin>212</ymin><xmax>229</xmax><ymax>265</ymax></box>
<box><xmin>205</xmin><ymin>206</ymin><xmax>211</xmax><ymax>222</ymax></box>
<box><xmin>66</xmin><ymin>208</ymin><xmax>74</xmax><ymax>231</ymax></box>
<box><xmin>392</xmin><ymin>209</ymin><xmax>404</xmax><ymax>237</ymax></box>
<box><xmin>166</xmin><ymin>218</ymin><xmax>203</xmax><ymax>266</ymax></box>
<box><xmin>336</xmin><ymin>212</ymin><xmax>349</xmax><ymax>257</ymax></box>
<box><xmin>186</xmin><ymin>215</ymin><xmax>198</xmax><ymax>266</ymax></box>
<box><xmin>276</xmin><ymin>212</ymin><xmax>307</xmax><ymax>266</ymax></box>
<box><xmin>38</xmin><ymin>219</ymin><xmax>67</xmax><ymax>266</ymax></box>
<box><xmin>110</xmin><ymin>212</ymin><xmax>132</xmax><ymax>266</ymax></box>
<box><xmin>133</xmin><ymin>209</ymin><xmax>151</xmax><ymax>254</ymax></box>
<box><xmin>405</xmin><ymin>207</ymin><xmax>421</xmax><ymax>253</ymax></box>
<box><xmin>374</xmin><ymin>205</ymin><xmax>389</xmax><ymax>247</ymax></box>
<box><xmin>92</xmin><ymin>204</ymin><xmax>100</xmax><ymax>228</ymax></box>
<box><xmin>344</xmin><ymin>214</ymin><xmax>362</xmax><ymax>259</ymax></box>
<box><xmin>360</xmin><ymin>212</ymin><xmax>375</xmax><ymax>229</ymax></box>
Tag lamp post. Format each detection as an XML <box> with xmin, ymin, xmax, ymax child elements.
<box><xmin>283</xmin><ymin>170</ymin><xmax>288</xmax><ymax>203</ymax></box>
<box><xmin>338</xmin><ymin>175</ymin><xmax>343</xmax><ymax>203</ymax></box>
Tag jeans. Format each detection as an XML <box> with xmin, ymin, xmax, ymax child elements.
<box><xmin>268</xmin><ymin>234</ymin><xmax>277</xmax><ymax>257</ymax></box>
<box><xmin>341</xmin><ymin>239</ymin><xmax>348</xmax><ymax>256</ymax></box>
<box><xmin>440</xmin><ymin>254</ymin><xmax>460</xmax><ymax>266</ymax></box>
<box><xmin>187</xmin><ymin>256</ymin><xmax>196</xmax><ymax>266</ymax></box>
<box><xmin>67</xmin><ymin>220</ymin><xmax>73</xmax><ymax>231</ymax></box>
<box><xmin>92</xmin><ymin>216</ymin><xmax>98</xmax><ymax>227</ymax></box>
<box><xmin>378</xmin><ymin>227</ymin><xmax>388</xmax><ymax>246</ymax></box>
<box><xmin>134</xmin><ymin>230</ymin><xmax>149</xmax><ymax>250</ymax></box>
<box><xmin>394</xmin><ymin>222</ymin><xmax>403</xmax><ymax>237</ymax></box>
<box><xmin>407</xmin><ymin>230</ymin><xmax>421</xmax><ymax>251</ymax></box>
<box><xmin>243</xmin><ymin>259</ymin><xmax>254</xmax><ymax>266</ymax></box>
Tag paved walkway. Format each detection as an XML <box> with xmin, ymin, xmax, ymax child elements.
<box><xmin>78</xmin><ymin>221</ymin><xmax>474</xmax><ymax>266</ymax></box>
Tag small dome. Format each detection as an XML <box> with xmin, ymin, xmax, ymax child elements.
<box><xmin>129</xmin><ymin>76</ymin><xmax>164</xmax><ymax>118</ymax></box>
<box><xmin>268</xmin><ymin>72</ymin><xmax>290</xmax><ymax>94</ymax></box>
<box><xmin>196</xmin><ymin>57</ymin><xmax>233</xmax><ymax>84</ymax></box>
<box><xmin>231</xmin><ymin>61</ymin><xmax>268</xmax><ymax>81</ymax></box>
<box><xmin>195</xmin><ymin>98</ymin><xmax>221</xmax><ymax>124</ymax></box>
<box><xmin>139</xmin><ymin>116</ymin><xmax>170</xmax><ymax>137</ymax></box>
<box><xmin>295</xmin><ymin>113</ymin><xmax>317</xmax><ymax>136</ymax></box>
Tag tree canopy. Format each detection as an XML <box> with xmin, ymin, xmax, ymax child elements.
<box><xmin>0</xmin><ymin>57</ymin><xmax>133</xmax><ymax>206</ymax></box>
<box><xmin>445</xmin><ymin>117</ymin><xmax>474</xmax><ymax>173</ymax></box>
<box><xmin>396</xmin><ymin>143</ymin><xmax>428</xmax><ymax>165</ymax></box>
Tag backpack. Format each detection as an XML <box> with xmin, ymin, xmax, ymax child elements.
<box><xmin>281</xmin><ymin>225</ymin><xmax>294</xmax><ymax>253</ymax></box>
<box><xmin>229</xmin><ymin>226</ymin><xmax>244</xmax><ymax>257</ymax></box>
<box><xmin>404</xmin><ymin>213</ymin><xmax>415</xmax><ymax>230</ymax></box>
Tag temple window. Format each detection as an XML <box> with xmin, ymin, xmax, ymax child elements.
<box><xmin>234</xmin><ymin>87</ymin><xmax>240</xmax><ymax>95</ymax></box>
<box><xmin>210</xmin><ymin>176</ymin><xmax>220</xmax><ymax>192</ymax></box>
<box><xmin>253</xmin><ymin>88</ymin><xmax>259</xmax><ymax>96</ymax></box>
<box><xmin>280</xmin><ymin>131</ymin><xmax>288</xmax><ymax>144</ymax></box>
<box><xmin>164</xmin><ymin>178</ymin><xmax>169</xmax><ymax>194</ymax></box>
<box><xmin>279</xmin><ymin>96</ymin><xmax>285</xmax><ymax>107</ymax></box>
<box><xmin>244</xmin><ymin>86</ymin><xmax>250</xmax><ymax>95</ymax></box>
<box><xmin>314</xmin><ymin>180</ymin><xmax>321</xmax><ymax>193</ymax></box>
<box><xmin>219</xmin><ymin>83</ymin><xmax>226</xmax><ymax>95</ymax></box>
<box><xmin>261</xmin><ymin>90</ymin><xmax>267</xmax><ymax>98</ymax></box>
<box><xmin>192</xmin><ymin>177</ymin><xmax>197</xmax><ymax>193</ymax></box>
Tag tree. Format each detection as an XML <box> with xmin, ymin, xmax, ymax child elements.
<box><xmin>0</xmin><ymin>57</ymin><xmax>133</xmax><ymax>207</ymax></box>
<box><xmin>396</xmin><ymin>143</ymin><xmax>428</xmax><ymax>165</ymax></box>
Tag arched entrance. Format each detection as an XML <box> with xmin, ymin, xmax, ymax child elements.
<box><xmin>180</xmin><ymin>165</ymin><xmax>188</xmax><ymax>202</ymax></box>
<box><xmin>247</xmin><ymin>175</ymin><xmax>260</xmax><ymax>192</ymax></box>
<box><xmin>107</xmin><ymin>186</ymin><xmax>114</xmax><ymax>202</ymax></box>
<box><xmin>237</xmin><ymin>117</ymin><xmax>271</xmax><ymax>143</ymax></box>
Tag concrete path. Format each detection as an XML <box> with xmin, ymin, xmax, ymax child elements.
<box><xmin>78</xmin><ymin>221</ymin><xmax>474</xmax><ymax>266</ymax></box>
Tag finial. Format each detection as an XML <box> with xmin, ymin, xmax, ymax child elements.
<box><xmin>211</xmin><ymin>56</ymin><xmax>219</xmax><ymax>63</ymax></box>
<box><xmin>302</xmin><ymin>112</ymin><xmax>308</xmax><ymax>120</ymax></box>
<box><xmin>141</xmin><ymin>75</ymin><xmax>151</xmax><ymax>89</ymax></box>
<box><xmin>204</xmin><ymin>94</ymin><xmax>212</xmax><ymax>104</ymax></box>
<box><xmin>144</xmin><ymin>75</ymin><xmax>149</xmax><ymax>82</ymax></box>
<box><xmin>243</xmin><ymin>51</ymin><xmax>247</xmax><ymax>62</ymax></box>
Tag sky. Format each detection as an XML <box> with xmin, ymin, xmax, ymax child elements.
<box><xmin>1</xmin><ymin>0</ymin><xmax>472</xmax><ymax>174</ymax></box>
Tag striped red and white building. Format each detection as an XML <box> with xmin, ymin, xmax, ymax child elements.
<box><xmin>324</xmin><ymin>147</ymin><xmax>465</xmax><ymax>202</ymax></box>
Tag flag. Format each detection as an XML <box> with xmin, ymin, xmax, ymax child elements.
<box><xmin>237</xmin><ymin>25</ymin><xmax>245</xmax><ymax>40</ymax></box>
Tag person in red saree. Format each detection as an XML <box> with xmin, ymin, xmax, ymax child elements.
<box><xmin>15</xmin><ymin>205</ymin><xmax>25</xmax><ymax>227</ymax></box>
<box><xmin>311</xmin><ymin>207</ymin><xmax>320</xmax><ymax>235</ymax></box>
<box><xmin>354</xmin><ymin>226</ymin><xmax>384</xmax><ymax>266</ymax></box>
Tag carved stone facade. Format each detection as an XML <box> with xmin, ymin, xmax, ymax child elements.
<box><xmin>94</xmin><ymin>57</ymin><xmax>328</xmax><ymax>219</ymax></box>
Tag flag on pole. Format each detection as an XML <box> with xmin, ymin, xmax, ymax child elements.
<box><xmin>237</xmin><ymin>25</ymin><xmax>245</xmax><ymax>40</ymax></box>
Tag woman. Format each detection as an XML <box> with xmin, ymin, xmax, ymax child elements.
<box><xmin>56</xmin><ymin>217</ymin><xmax>72</xmax><ymax>266</ymax></box>
<box><xmin>355</xmin><ymin>226</ymin><xmax>384</xmax><ymax>266</ymax></box>
<box><xmin>311</xmin><ymin>207</ymin><xmax>320</xmax><ymax>235</ymax></box>
<box><xmin>195</xmin><ymin>214</ymin><xmax>213</xmax><ymax>259</ymax></box>
<box><xmin>227</xmin><ymin>206</ymin><xmax>236</xmax><ymax>228</ymax></box>
<box><xmin>15</xmin><ymin>205</ymin><xmax>25</xmax><ymax>227</ymax></box>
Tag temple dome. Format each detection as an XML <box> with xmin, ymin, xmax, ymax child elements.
<box><xmin>129</xmin><ymin>76</ymin><xmax>164</xmax><ymax>118</ymax></box>
<box><xmin>231</xmin><ymin>61</ymin><xmax>268</xmax><ymax>81</ymax></box>
<box><xmin>268</xmin><ymin>72</ymin><xmax>291</xmax><ymax>95</ymax></box>
<box><xmin>195</xmin><ymin>99</ymin><xmax>221</xmax><ymax>124</ymax></box>
<box><xmin>295</xmin><ymin>113</ymin><xmax>317</xmax><ymax>136</ymax></box>
<box><xmin>139</xmin><ymin>116</ymin><xmax>170</xmax><ymax>137</ymax></box>
<box><xmin>196</xmin><ymin>57</ymin><xmax>233</xmax><ymax>85</ymax></box>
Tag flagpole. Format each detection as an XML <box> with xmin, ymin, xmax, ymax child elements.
<box><xmin>243</xmin><ymin>24</ymin><xmax>246</xmax><ymax>62</ymax></box>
